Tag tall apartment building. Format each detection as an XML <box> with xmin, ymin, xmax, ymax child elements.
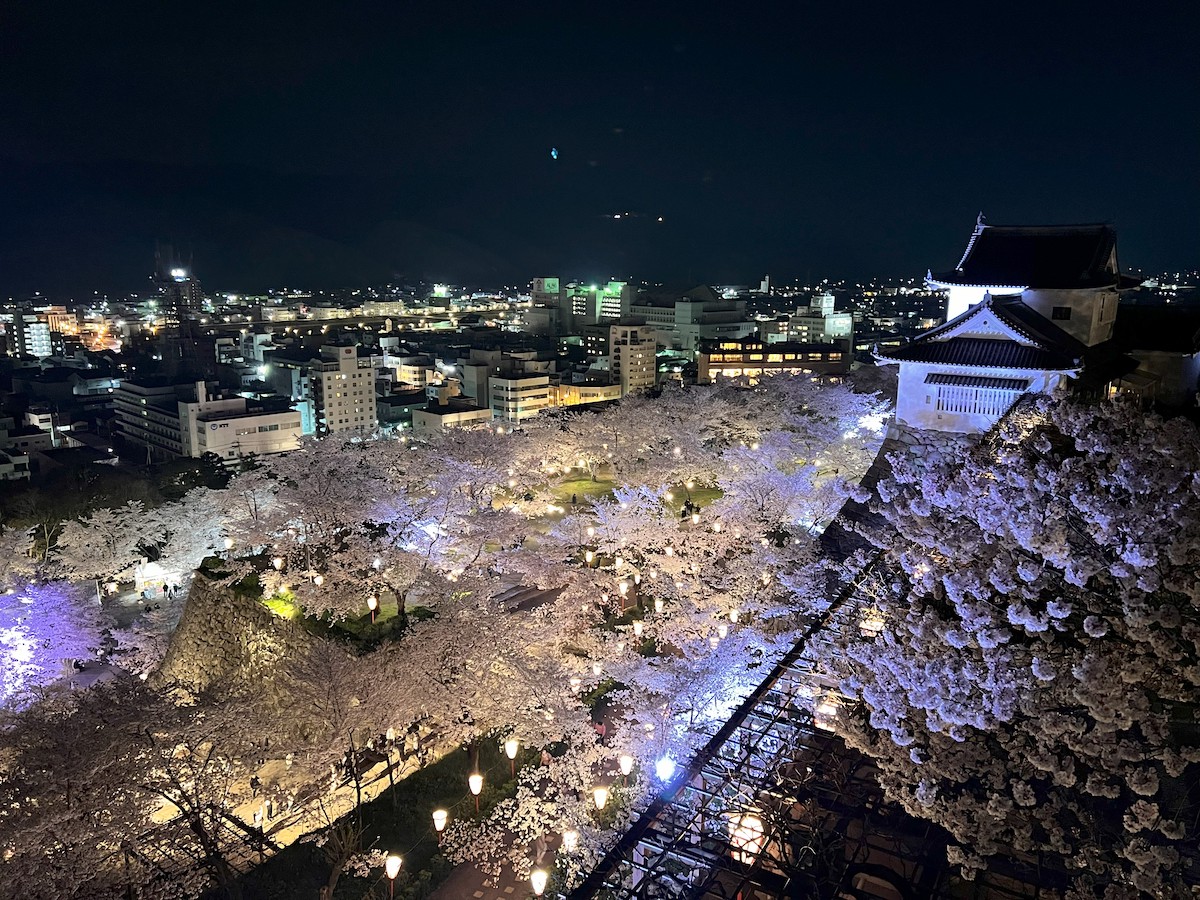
<box><xmin>153</xmin><ymin>245</ymin><xmax>204</xmax><ymax>317</ymax></box>
<box><xmin>309</xmin><ymin>345</ymin><xmax>379</xmax><ymax>436</ymax></box>
<box><xmin>609</xmin><ymin>321</ymin><xmax>657</xmax><ymax>395</ymax></box>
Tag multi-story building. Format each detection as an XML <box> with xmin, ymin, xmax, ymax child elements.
<box><xmin>309</xmin><ymin>345</ymin><xmax>379</xmax><ymax>436</ymax></box>
<box><xmin>10</xmin><ymin>310</ymin><xmax>56</xmax><ymax>358</ymax></box>
<box><xmin>153</xmin><ymin>246</ymin><xmax>204</xmax><ymax>318</ymax></box>
<box><xmin>609</xmin><ymin>321</ymin><xmax>658</xmax><ymax>394</ymax></box>
<box><xmin>489</xmin><ymin>373</ymin><xmax>551</xmax><ymax>424</ymax></box>
<box><xmin>412</xmin><ymin>380</ymin><xmax>493</xmax><ymax>432</ymax></box>
<box><xmin>191</xmin><ymin>407</ymin><xmax>303</xmax><ymax>461</ymax></box>
<box><xmin>625</xmin><ymin>286</ymin><xmax>758</xmax><ymax>355</ymax></box>
<box><xmin>696</xmin><ymin>338</ymin><xmax>851</xmax><ymax>383</ymax></box>
<box><xmin>0</xmin><ymin>450</ymin><xmax>30</xmax><ymax>481</ymax></box>
<box><xmin>787</xmin><ymin>292</ymin><xmax>854</xmax><ymax>345</ymax></box>
<box><xmin>114</xmin><ymin>378</ymin><xmax>301</xmax><ymax>463</ymax></box>
<box><xmin>550</xmin><ymin>381</ymin><xmax>623</xmax><ymax>407</ymax></box>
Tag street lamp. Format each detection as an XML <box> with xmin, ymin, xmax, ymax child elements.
<box><xmin>469</xmin><ymin>772</ymin><xmax>483</xmax><ymax>813</ymax></box>
<box><xmin>619</xmin><ymin>753</ymin><xmax>634</xmax><ymax>785</ymax></box>
<box><xmin>592</xmin><ymin>786</ymin><xmax>609</xmax><ymax>810</ymax></box>
<box><xmin>313</xmin><ymin>574</ymin><xmax>324</xmax><ymax>586</ymax></box>
<box><xmin>530</xmin><ymin>869</ymin><xmax>548</xmax><ymax>897</ymax></box>
<box><xmin>632</xmin><ymin>621</ymin><xmax>644</xmax><ymax>638</ymax></box>
<box><xmin>562</xmin><ymin>828</ymin><xmax>579</xmax><ymax>852</ymax></box>
<box><xmin>569</xmin><ymin>676</ymin><xmax>582</xmax><ymax>693</ymax></box>
<box><xmin>654</xmin><ymin>598</ymin><xmax>664</xmax><ymax>614</ymax></box>
<box><xmin>718</xmin><ymin>623</ymin><xmax>729</xmax><ymax>639</ymax></box>
<box><xmin>504</xmin><ymin>737</ymin><xmax>519</xmax><ymax>777</ymax></box>
<box><xmin>432</xmin><ymin>808</ymin><xmax>448</xmax><ymax>842</ymax></box>
<box><xmin>729</xmin><ymin>608</ymin><xmax>740</xmax><ymax>624</ymax></box>
<box><xmin>591</xmin><ymin>661</ymin><xmax>602</xmax><ymax>676</ymax></box>
<box><xmin>272</xmin><ymin>556</ymin><xmax>284</xmax><ymax>570</ymax></box>
<box><xmin>385</xmin><ymin>855</ymin><xmax>403</xmax><ymax>899</ymax></box>
<box><xmin>223</xmin><ymin>537</ymin><xmax>234</xmax><ymax>550</ymax></box>
<box><xmin>367</xmin><ymin>595</ymin><xmax>378</xmax><ymax>623</ymax></box>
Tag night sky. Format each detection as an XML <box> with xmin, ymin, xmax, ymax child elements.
<box><xmin>1</xmin><ymin>1</ymin><xmax>1195</xmax><ymax>296</ymax></box>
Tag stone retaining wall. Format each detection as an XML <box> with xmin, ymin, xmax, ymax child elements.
<box><xmin>154</xmin><ymin>573</ymin><xmax>317</xmax><ymax>697</ymax></box>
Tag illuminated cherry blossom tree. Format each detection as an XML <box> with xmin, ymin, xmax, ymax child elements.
<box><xmin>825</xmin><ymin>397</ymin><xmax>1200</xmax><ymax>896</ymax></box>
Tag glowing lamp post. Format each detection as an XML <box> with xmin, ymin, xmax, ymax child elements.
<box><xmin>727</xmin><ymin>813</ymin><xmax>767</xmax><ymax>864</ymax></box>
<box><xmin>384</xmin><ymin>855</ymin><xmax>403</xmax><ymax>899</ymax></box>
<box><xmin>592</xmin><ymin>786</ymin><xmax>609</xmax><ymax>811</ymax></box>
<box><xmin>504</xmin><ymin>737</ymin><xmax>519</xmax><ymax>777</ymax></box>
<box><xmin>569</xmin><ymin>676</ymin><xmax>582</xmax><ymax>693</ymax></box>
<box><xmin>468</xmin><ymin>772</ymin><xmax>483</xmax><ymax>814</ymax></box>
<box><xmin>814</xmin><ymin>695</ymin><xmax>840</xmax><ymax>732</ymax></box>
<box><xmin>632</xmin><ymin>621</ymin><xmax>644</xmax><ymax>638</ymax></box>
<box><xmin>432</xmin><ymin>808</ymin><xmax>448</xmax><ymax>842</ymax></box>
<box><xmin>691</xmin><ymin>512</ymin><xmax>700</xmax><ymax>525</ymax></box>
<box><xmin>591</xmin><ymin>661</ymin><xmax>602</xmax><ymax>676</ymax></box>
<box><xmin>223</xmin><ymin>537</ymin><xmax>234</xmax><ymax>550</ymax></box>
<box><xmin>860</xmin><ymin>610</ymin><xmax>885</xmax><ymax>637</ymax></box>
<box><xmin>584</xmin><ymin>550</ymin><xmax>594</xmax><ymax>564</ymax></box>
<box><xmin>562</xmin><ymin>829</ymin><xmax>579</xmax><ymax>852</ymax></box>
<box><xmin>729</xmin><ymin>608</ymin><xmax>740</xmax><ymax>624</ymax></box>
<box><xmin>654</xmin><ymin>598</ymin><xmax>664</xmax><ymax>614</ymax></box>
<box><xmin>272</xmin><ymin>556</ymin><xmax>284</xmax><ymax>571</ymax></box>
<box><xmin>367</xmin><ymin>595</ymin><xmax>378</xmax><ymax>623</ymax></box>
<box><xmin>530</xmin><ymin>869</ymin><xmax>549</xmax><ymax>897</ymax></box>
<box><xmin>619</xmin><ymin>753</ymin><xmax>634</xmax><ymax>785</ymax></box>
<box><xmin>717</xmin><ymin>623</ymin><xmax>729</xmax><ymax>640</ymax></box>
<box><xmin>313</xmin><ymin>574</ymin><xmax>324</xmax><ymax>586</ymax></box>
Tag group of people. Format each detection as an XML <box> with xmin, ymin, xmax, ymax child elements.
<box><xmin>247</xmin><ymin>775</ymin><xmax>296</xmax><ymax>827</ymax></box>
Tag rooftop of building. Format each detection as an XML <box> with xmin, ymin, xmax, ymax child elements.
<box><xmin>422</xmin><ymin>398</ymin><xmax>489</xmax><ymax>415</ymax></box>
<box><xmin>700</xmin><ymin>337</ymin><xmax>848</xmax><ymax>353</ymax></box>
<box><xmin>195</xmin><ymin>406</ymin><xmax>299</xmax><ymax>423</ymax></box>
<box><xmin>929</xmin><ymin>217</ymin><xmax>1137</xmax><ymax>290</ymax></box>
<box><xmin>633</xmin><ymin>284</ymin><xmax>726</xmax><ymax>307</ymax></box>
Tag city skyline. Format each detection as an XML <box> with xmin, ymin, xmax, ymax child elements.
<box><xmin>1</xmin><ymin>2</ymin><xmax>1196</xmax><ymax>295</ymax></box>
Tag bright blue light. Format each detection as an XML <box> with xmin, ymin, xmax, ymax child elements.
<box><xmin>655</xmin><ymin>756</ymin><xmax>676</xmax><ymax>782</ymax></box>
<box><xmin>550</xmin><ymin>147</ymin><xmax>559</xmax><ymax>160</ymax></box>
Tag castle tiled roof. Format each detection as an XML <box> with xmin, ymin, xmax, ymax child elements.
<box><xmin>877</xmin><ymin>293</ymin><xmax>1085</xmax><ymax>372</ymax></box>
<box><xmin>929</xmin><ymin>221</ymin><xmax>1127</xmax><ymax>289</ymax></box>
<box><xmin>884</xmin><ymin>337</ymin><xmax>1080</xmax><ymax>370</ymax></box>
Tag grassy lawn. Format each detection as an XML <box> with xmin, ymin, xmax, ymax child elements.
<box><xmin>238</xmin><ymin>741</ymin><xmax>524</xmax><ymax>899</ymax></box>
<box><xmin>662</xmin><ymin>483</ymin><xmax>723</xmax><ymax>514</ymax></box>
<box><xmin>549</xmin><ymin>475</ymin><xmax>617</xmax><ymax>505</ymax></box>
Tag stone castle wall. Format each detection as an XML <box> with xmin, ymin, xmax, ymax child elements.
<box><xmin>154</xmin><ymin>573</ymin><xmax>317</xmax><ymax>697</ymax></box>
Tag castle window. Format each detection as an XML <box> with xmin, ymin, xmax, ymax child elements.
<box><xmin>1052</xmin><ymin>306</ymin><xmax>1072</xmax><ymax>321</ymax></box>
